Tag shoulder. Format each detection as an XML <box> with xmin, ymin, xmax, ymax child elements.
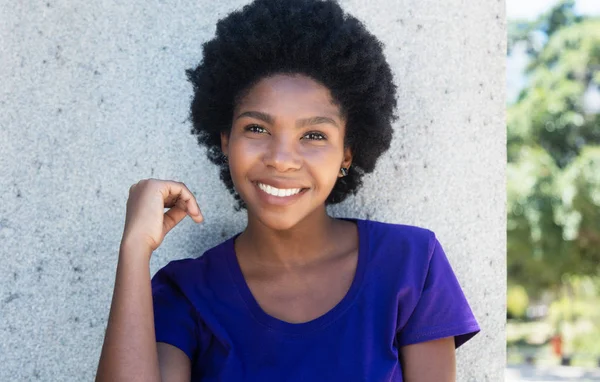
<box><xmin>151</xmin><ymin>236</ymin><xmax>235</xmax><ymax>290</ymax></box>
<box><xmin>358</xmin><ymin>218</ymin><xmax>436</xmax><ymax>260</ymax></box>
<box><xmin>360</xmin><ymin>218</ymin><xmax>433</xmax><ymax>239</ymax></box>
<box><xmin>354</xmin><ymin>218</ymin><xmax>443</xmax><ymax>287</ymax></box>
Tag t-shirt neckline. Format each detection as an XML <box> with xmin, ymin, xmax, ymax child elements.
<box><xmin>225</xmin><ymin>217</ymin><xmax>367</xmax><ymax>335</ymax></box>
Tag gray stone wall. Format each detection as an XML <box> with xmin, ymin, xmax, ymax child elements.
<box><xmin>0</xmin><ymin>0</ymin><xmax>505</xmax><ymax>380</ymax></box>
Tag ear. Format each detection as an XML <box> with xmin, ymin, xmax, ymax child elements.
<box><xmin>338</xmin><ymin>146</ymin><xmax>353</xmax><ymax>177</ymax></box>
<box><xmin>220</xmin><ymin>131</ymin><xmax>230</xmax><ymax>157</ymax></box>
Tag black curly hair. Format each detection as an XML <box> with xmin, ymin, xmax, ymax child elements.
<box><xmin>187</xmin><ymin>0</ymin><xmax>397</xmax><ymax>210</ymax></box>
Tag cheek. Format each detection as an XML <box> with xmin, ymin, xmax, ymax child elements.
<box><xmin>302</xmin><ymin>146</ymin><xmax>344</xmax><ymax>183</ymax></box>
<box><xmin>302</xmin><ymin>144</ymin><xmax>342</xmax><ymax>165</ymax></box>
<box><xmin>229</xmin><ymin>136</ymin><xmax>267</xmax><ymax>162</ymax></box>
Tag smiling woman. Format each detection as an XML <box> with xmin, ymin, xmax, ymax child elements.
<box><xmin>186</xmin><ymin>0</ymin><xmax>397</xmax><ymax>209</ymax></box>
<box><xmin>95</xmin><ymin>0</ymin><xmax>480</xmax><ymax>381</ymax></box>
<box><xmin>222</xmin><ymin>74</ymin><xmax>351</xmax><ymax>230</ymax></box>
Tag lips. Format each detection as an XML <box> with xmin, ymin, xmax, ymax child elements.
<box><xmin>252</xmin><ymin>180</ymin><xmax>309</xmax><ymax>205</ymax></box>
<box><xmin>257</xmin><ymin>182</ymin><xmax>302</xmax><ymax>197</ymax></box>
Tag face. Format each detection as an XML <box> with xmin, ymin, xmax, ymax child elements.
<box><xmin>221</xmin><ymin>74</ymin><xmax>352</xmax><ymax>231</ymax></box>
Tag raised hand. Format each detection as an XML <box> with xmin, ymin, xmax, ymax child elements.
<box><xmin>121</xmin><ymin>178</ymin><xmax>204</xmax><ymax>254</ymax></box>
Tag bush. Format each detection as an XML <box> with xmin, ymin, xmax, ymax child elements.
<box><xmin>508</xmin><ymin>284</ymin><xmax>530</xmax><ymax>319</ymax></box>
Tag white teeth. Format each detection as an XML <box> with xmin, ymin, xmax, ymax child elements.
<box><xmin>258</xmin><ymin>183</ymin><xmax>302</xmax><ymax>197</ymax></box>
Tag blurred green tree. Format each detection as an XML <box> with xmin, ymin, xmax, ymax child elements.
<box><xmin>507</xmin><ymin>0</ymin><xmax>600</xmax><ymax>296</ymax></box>
<box><xmin>507</xmin><ymin>284</ymin><xmax>530</xmax><ymax>319</ymax></box>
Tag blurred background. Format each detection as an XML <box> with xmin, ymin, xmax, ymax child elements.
<box><xmin>506</xmin><ymin>0</ymin><xmax>600</xmax><ymax>381</ymax></box>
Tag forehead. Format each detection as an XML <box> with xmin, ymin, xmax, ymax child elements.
<box><xmin>235</xmin><ymin>74</ymin><xmax>342</xmax><ymax>119</ymax></box>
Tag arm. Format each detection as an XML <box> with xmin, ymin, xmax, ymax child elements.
<box><xmin>157</xmin><ymin>343</ymin><xmax>192</xmax><ymax>381</ymax></box>
<box><xmin>399</xmin><ymin>337</ymin><xmax>456</xmax><ymax>382</ymax></box>
<box><xmin>96</xmin><ymin>179</ymin><xmax>202</xmax><ymax>381</ymax></box>
<box><xmin>95</xmin><ymin>243</ymin><xmax>192</xmax><ymax>382</ymax></box>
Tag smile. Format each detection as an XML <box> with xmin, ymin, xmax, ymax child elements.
<box><xmin>257</xmin><ymin>182</ymin><xmax>303</xmax><ymax>197</ymax></box>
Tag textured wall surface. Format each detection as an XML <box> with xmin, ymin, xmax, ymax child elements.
<box><xmin>0</xmin><ymin>0</ymin><xmax>506</xmax><ymax>380</ymax></box>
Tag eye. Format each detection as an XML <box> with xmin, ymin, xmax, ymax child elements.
<box><xmin>244</xmin><ymin>124</ymin><xmax>268</xmax><ymax>134</ymax></box>
<box><xmin>303</xmin><ymin>131</ymin><xmax>327</xmax><ymax>141</ymax></box>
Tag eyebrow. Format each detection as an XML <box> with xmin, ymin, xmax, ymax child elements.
<box><xmin>235</xmin><ymin>111</ymin><xmax>340</xmax><ymax>128</ymax></box>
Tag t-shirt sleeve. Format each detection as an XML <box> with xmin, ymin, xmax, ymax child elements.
<box><xmin>396</xmin><ymin>232</ymin><xmax>480</xmax><ymax>349</ymax></box>
<box><xmin>151</xmin><ymin>263</ymin><xmax>199</xmax><ymax>361</ymax></box>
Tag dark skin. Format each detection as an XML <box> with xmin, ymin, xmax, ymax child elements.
<box><xmin>96</xmin><ymin>73</ymin><xmax>456</xmax><ymax>382</ymax></box>
<box><xmin>222</xmin><ymin>73</ymin><xmax>358</xmax><ymax>324</ymax></box>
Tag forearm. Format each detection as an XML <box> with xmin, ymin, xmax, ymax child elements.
<box><xmin>96</xmin><ymin>242</ymin><xmax>161</xmax><ymax>382</ymax></box>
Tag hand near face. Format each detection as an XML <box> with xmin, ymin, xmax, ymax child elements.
<box><xmin>121</xmin><ymin>179</ymin><xmax>203</xmax><ymax>255</ymax></box>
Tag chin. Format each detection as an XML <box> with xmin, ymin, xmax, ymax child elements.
<box><xmin>250</xmin><ymin>208</ymin><xmax>306</xmax><ymax>232</ymax></box>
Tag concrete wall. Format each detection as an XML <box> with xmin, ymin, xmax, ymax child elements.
<box><xmin>0</xmin><ymin>0</ymin><xmax>506</xmax><ymax>380</ymax></box>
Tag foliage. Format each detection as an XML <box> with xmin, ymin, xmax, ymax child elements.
<box><xmin>507</xmin><ymin>0</ymin><xmax>583</xmax><ymax>58</ymax></box>
<box><xmin>507</xmin><ymin>0</ymin><xmax>600</xmax><ymax>296</ymax></box>
<box><xmin>547</xmin><ymin>275</ymin><xmax>600</xmax><ymax>356</ymax></box>
<box><xmin>507</xmin><ymin>285</ymin><xmax>530</xmax><ymax>319</ymax></box>
<box><xmin>508</xmin><ymin>17</ymin><xmax>600</xmax><ymax>167</ymax></box>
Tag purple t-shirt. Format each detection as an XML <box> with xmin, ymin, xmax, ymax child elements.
<box><xmin>151</xmin><ymin>218</ymin><xmax>480</xmax><ymax>381</ymax></box>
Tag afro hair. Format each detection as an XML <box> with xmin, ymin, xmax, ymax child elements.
<box><xmin>186</xmin><ymin>0</ymin><xmax>397</xmax><ymax>209</ymax></box>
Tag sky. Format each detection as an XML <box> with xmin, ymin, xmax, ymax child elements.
<box><xmin>506</xmin><ymin>0</ymin><xmax>600</xmax><ymax>104</ymax></box>
<box><xmin>506</xmin><ymin>0</ymin><xmax>600</xmax><ymax>20</ymax></box>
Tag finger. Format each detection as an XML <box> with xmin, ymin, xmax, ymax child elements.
<box><xmin>171</xmin><ymin>194</ymin><xmax>204</xmax><ymax>224</ymax></box>
<box><xmin>163</xmin><ymin>206</ymin><xmax>188</xmax><ymax>236</ymax></box>
<box><xmin>161</xmin><ymin>181</ymin><xmax>203</xmax><ymax>221</ymax></box>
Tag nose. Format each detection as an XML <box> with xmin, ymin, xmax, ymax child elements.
<box><xmin>263</xmin><ymin>134</ymin><xmax>302</xmax><ymax>172</ymax></box>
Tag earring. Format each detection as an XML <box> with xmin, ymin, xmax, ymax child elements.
<box><xmin>340</xmin><ymin>167</ymin><xmax>349</xmax><ymax>177</ymax></box>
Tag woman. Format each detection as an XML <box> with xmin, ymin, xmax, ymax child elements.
<box><xmin>96</xmin><ymin>0</ymin><xmax>480</xmax><ymax>380</ymax></box>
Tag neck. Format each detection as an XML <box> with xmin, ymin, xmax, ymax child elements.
<box><xmin>237</xmin><ymin>207</ymin><xmax>340</xmax><ymax>268</ymax></box>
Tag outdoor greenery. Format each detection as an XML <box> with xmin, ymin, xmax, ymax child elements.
<box><xmin>507</xmin><ymin>0</ymin><xmax>600</xmax><ymax>362</ymax></box>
